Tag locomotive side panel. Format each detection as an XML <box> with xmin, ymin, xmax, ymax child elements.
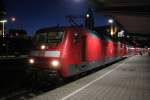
<box><xmin>83</xmin><ymin>31</ymin><xmax>107</xmax><ymax>71</ymax></box>
<box><xmin>62</xmin><ymin>28</ymin><xmax>86</xmax><ymax>77</ymax></box>
<box><xmin>86</xmin><ymin>31</ymin><xmax>106</xmax><ymax>61</ymax></box>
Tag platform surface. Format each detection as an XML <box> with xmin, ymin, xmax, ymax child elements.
<box><xmin>30</xmin><ymin>55</ymin><xmax>150</xmax><ymax>100</ymax></box>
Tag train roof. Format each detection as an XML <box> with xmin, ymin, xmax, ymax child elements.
<box><xmin>36</xmin><ymin>25</ymin><xmax>110</xmax><ymax>34</ymax></box>
<box><xmin>94</xmin><ymin>26</ymin><xmax>110</xmax><ymax>33</ymax></box>
<box><xmin>35</xmin><ymin>26</ymin><xmax>86</xmax><ymax>34</ymax></box>
<box><xmin>94</xmin><ymin>26</ymin><xmax>122</xmax><ymax>43</ymax></box>
<box><xmin>35</xmin><ymin>25</ymin><xmax>123</xmax><ymax>43</ymax></box>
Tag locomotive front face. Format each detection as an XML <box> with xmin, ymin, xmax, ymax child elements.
<box><xmin>28</xmin><ymin>31</ymin><xmax>64</xmax><ymax>70</ymax></box>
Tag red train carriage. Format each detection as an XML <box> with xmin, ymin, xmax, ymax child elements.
<box><xmin>28</xmin><ymin>26</ymin><xmax>128</xmax><ymax>80</ymax></box>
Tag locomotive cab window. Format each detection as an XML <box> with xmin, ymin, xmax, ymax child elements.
<box><xmin>47</xmin><ymin>32</ymin><xmax>64</xmax><ymax>43</ymax></box>
<box><xmin>36</xmin><ymin>33</ymin><xmax>47</xmax><ymax>43</ymax></box>
<box><xmin>73</xmin><ymin>33</ymin><xmax>80</xmax><ymax>43</ymax></box>
<box><xmin>36</xmin><ymin>32</ymin><xmax>64</xmax><ymax>44</ymax></box>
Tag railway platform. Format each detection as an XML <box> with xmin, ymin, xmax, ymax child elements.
<box><xmin>30</xmin><ymin>54</ymin><xmax>150</xmax><ymax>100</ymax></box>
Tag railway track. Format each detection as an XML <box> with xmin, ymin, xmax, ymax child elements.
<box><xmin>0</xmin><ymin>74</ymin><xmax>84</xmax><ymax>100</ymax></box>
<box><xmin>0</xmin><ymin>84</ymin><xmax>57</xmax><ymax>100</ymax></box>
<box><xmin>0</xmin><ymin>78</ymin><xmax>68</xmax><ymax>100</ymax></box>
<box><xmin>0</xmin><ymin>57</ymin><xmax>124</xmax><ymax>100</ymax></box>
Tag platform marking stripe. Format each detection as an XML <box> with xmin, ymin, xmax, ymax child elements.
<box><xmin>60</xmin><ymin>57</ymin><xmax>133</xmax><ymax>100</ymax></box>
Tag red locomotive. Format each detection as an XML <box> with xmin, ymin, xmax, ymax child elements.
<box><xmin>28</xmin><ymin>26</ymin><xmax>128</xmax><ymax>81</ymax></box>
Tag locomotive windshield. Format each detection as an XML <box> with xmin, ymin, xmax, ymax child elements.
<box><xmin>36</xmin><ymin>32</ymin><xmax>64</xmax><ymax>44</ymax></box>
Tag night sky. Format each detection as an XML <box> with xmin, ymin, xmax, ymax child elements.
<box><xmin>4</xmin><ymin>0</ymin><xmax>108</xmax><ymax>36</ymax></box>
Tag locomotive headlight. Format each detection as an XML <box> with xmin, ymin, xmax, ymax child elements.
<box><xmin>29</xmin><ymin>58</ymin><xmax>35</xmax><ymax>64</ymax></box>
<box><xmin>41</xmin><ymin>45</ymin><xmax>46</xmax><ymax>50</ymax></box>
<box><xmin>51</xmin><ymin>60</ymin><xmax>60</xmax><ymax>69</ymax></box>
